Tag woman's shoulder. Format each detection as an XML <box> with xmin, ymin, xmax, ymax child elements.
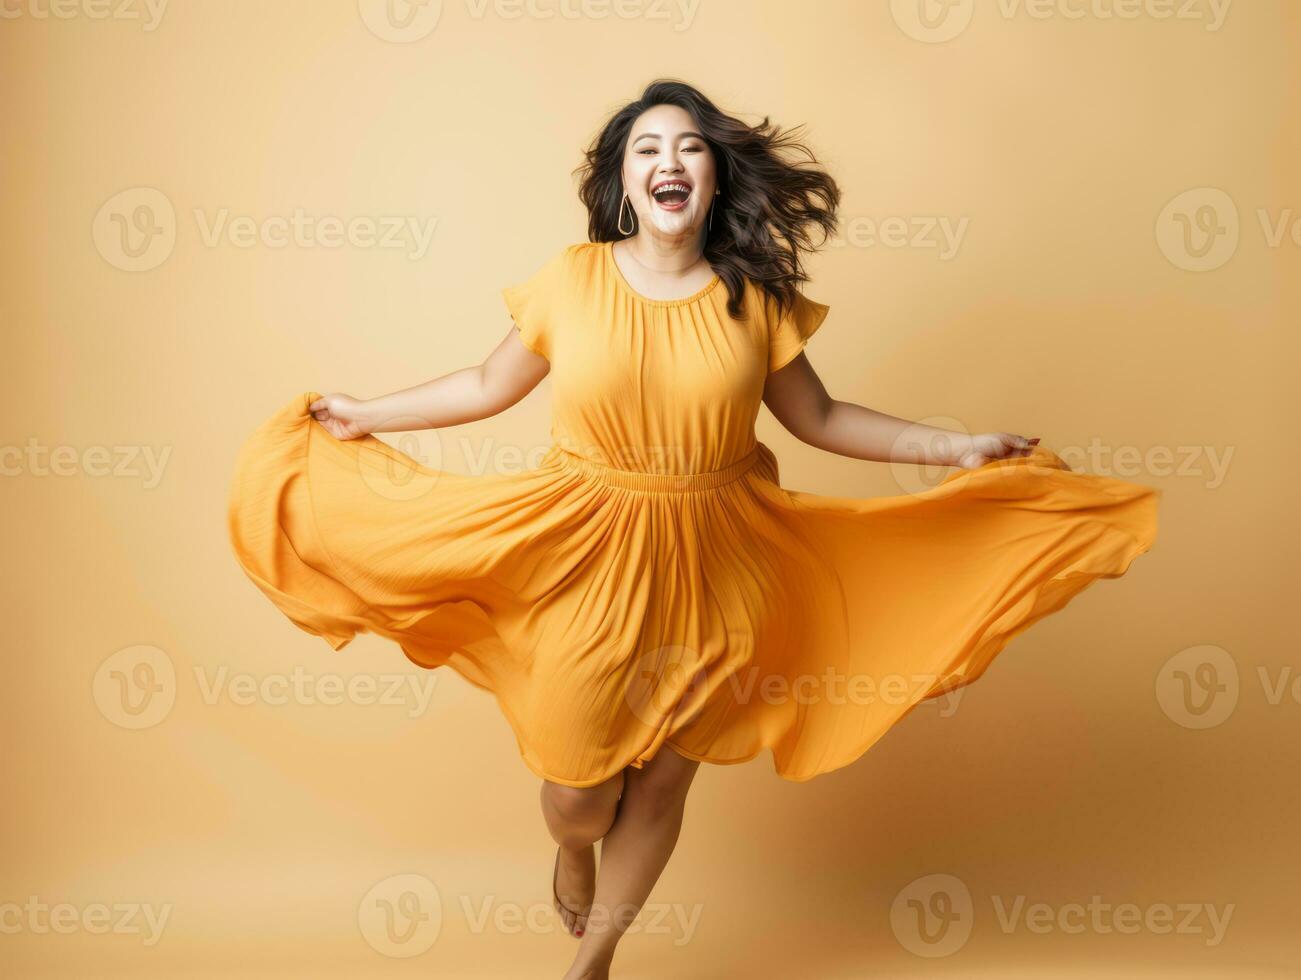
<box><xmin>562</xmin><ymin>240</ymin><xmax>603</xmax><ymax>263</ymax></box>
<box><xmin>514</xmin><ymin>241</ymin><xmax>598</xmax><ymax>285</ymax></box>
<box><xmin>544</xmin><ymin>240</ymin><xmax>603</xmax><ymax>284</ymax></box>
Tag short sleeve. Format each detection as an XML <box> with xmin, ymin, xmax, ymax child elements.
<box><xmin>768</xmin><ymin>289</ymin><xmax>830</xmax><ymax>373</ymax></box>
<box><xmin>502</xmin><ymin>247</ymin><xmax>570</xmax><ymax>361</ymax></box>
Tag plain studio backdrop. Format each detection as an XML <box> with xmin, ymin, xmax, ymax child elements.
<box><xmin>2</xmin><ymin>1</ymin><xmax>1295</xmax><ymax>977</ymax></box>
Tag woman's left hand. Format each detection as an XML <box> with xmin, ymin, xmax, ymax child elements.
<box><xmin>954</xmin><ymin>432</ymin><xmax>1041</xmax><ymax>469</ymax></box>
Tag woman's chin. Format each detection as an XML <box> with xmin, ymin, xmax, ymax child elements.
<box><xmin>646</xmin><ymin>207</ymin><xmax>699</xmax><ymax>234</ymax></box>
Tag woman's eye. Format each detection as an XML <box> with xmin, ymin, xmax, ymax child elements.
<box><xmin>636</xmin><ymin>145</ymin><xmax>705</xmax><ymax>155</ymax></box>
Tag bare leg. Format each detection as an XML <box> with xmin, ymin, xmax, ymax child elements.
<box><xmin>540</xmin><ymin>771</ymin><xmax>625</xmax><ymax>937</ymax></box>
<box><xmin>562</xmin><ymin>744</ymin><xmax>700</xmax><ymax>980</ymax></box>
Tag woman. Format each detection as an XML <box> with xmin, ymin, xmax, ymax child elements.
<box><xmin>227</xmin><ymin>79</ymin><xmax>1159</xmax><ymax>979</ymax></box>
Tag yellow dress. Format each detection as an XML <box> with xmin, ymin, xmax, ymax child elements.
<box><xmin>227</xmin><ymin>240</ymin><xmax>1161</xmax><ymax>788</ymax></box>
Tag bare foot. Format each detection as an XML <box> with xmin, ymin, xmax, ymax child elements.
<box><xmin>552</xmin><ymin>843</ymin><xmax>596</xmax><ymax>938</ymax></box>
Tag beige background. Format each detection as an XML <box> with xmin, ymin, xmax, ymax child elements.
<box><xmin>2</xmin><ymin>0</ymin><xmax>1296</xmax><ymax>976</ymax></box>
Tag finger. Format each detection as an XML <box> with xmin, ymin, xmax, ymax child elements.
<box><xmin>308</xmin><ymin>398</ymin><xmax>324</xmax><ymax>412</ymax></box>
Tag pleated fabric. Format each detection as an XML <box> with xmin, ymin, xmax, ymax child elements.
<box><xmin>227</xmin><ymin>240</ymin><xmax>1160</xmax><ymax>787</ymax></box>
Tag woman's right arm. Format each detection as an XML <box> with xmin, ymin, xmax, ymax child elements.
<box><xmin>309</xmin><ymin>325</ymin><xmax>549</xmax><ymax>439</ymax></box>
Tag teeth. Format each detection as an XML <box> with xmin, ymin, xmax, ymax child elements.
<box><xmin>653</xmin><ymin>182</ymin><xmax>691</xmax><ymax>196</ymax></box>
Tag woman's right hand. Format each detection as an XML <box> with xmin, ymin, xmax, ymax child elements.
<box><xmin>308</xmin><ymin>393</ymin><xmax>372</xmax><ymax>441</ymax></box>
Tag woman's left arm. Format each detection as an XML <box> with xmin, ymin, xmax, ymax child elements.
<box><xmin>762</xmin><ymin>352</ymin><xmax>1039</xmax><ymax>469</ymax></box>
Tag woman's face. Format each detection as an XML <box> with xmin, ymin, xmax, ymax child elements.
<box><xmin>620</xmin><ymin>103</ymin><xmax>717</xmax><ymax>242</ymax></box>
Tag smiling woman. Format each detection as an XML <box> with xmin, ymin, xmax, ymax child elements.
<box><xmin>228</xmin><ymin>77</ymin><xmax>1160</xmax><ymax>979</ymax></box>
<box><xmin>574</xmin><ymin>79</ymin><xmax>841</xmax><ymax>322</ymax></box>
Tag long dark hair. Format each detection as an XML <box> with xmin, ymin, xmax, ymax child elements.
<box><xmin>573</xmin><ymin>78</ymin><xmax>841</xmax><ymax>321</ymax></box>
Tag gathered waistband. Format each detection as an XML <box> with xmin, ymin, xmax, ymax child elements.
<box><xmin>548</xmin><ymin>444</ymin><xmax>767</xmax><ymax>492</ymax></box>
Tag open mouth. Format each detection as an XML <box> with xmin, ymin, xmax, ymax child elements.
<box><xmin>651</xmin><ymin>181</ymin><xmax>692</xmax><ymax>211</ymax></box>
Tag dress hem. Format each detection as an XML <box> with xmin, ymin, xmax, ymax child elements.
<box><xmin>428</xmin><ymin>514</ymin><xmax>1157</xmax><ymax>789</ymax></box>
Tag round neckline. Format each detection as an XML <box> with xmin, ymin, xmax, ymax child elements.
<box><xmin>605</xmin><ymin>239</ymin><xmax>721</xmax><ymax>307</ymax></box>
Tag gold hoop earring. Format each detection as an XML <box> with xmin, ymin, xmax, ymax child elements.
<box><xmin>708</xmin><ymin>189</ymin><xmax>720</xmax><ymax>234</ymax></box>
<box><xmin>617</xmin><ymin>193</ymin><xmax>635</xmax><ymax>235</ymax></box>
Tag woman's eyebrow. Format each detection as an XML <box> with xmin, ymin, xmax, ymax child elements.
<box><xmin>632</xmin><ymin>131</ymin><xmax>706</xmax><ymax>145</ymax></box>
